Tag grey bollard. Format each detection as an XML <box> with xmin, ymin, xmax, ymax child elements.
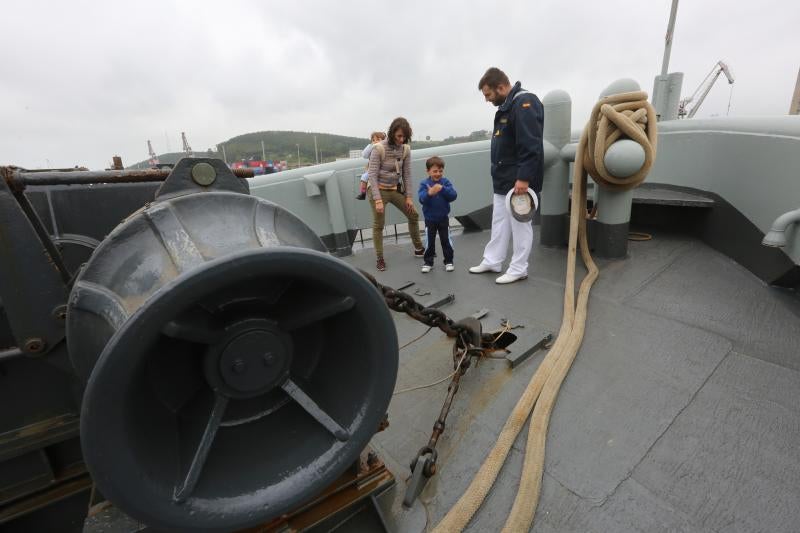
<box><xmin>540</xmin><ymin>89</ymin><xmax>572</xmax><ymax>247</ymax></box>
<box><xmin>593</xmin><ymin>79</ymin><xmax>647</xmax><ymax>258</ymax></box>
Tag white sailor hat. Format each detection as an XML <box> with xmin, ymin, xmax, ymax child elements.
<box><xmin>506</xmin><ymin>188</ymin><xmax>539</xmax><ymax>222</ymax></box>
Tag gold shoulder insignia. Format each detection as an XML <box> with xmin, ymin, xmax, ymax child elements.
<box><xmin>522</xmin><ymin>102</ymin><xmax>531</xmax><ymax>108</ymax></box>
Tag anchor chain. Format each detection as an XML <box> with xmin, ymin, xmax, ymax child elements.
<box><xmin>359</xmin><ymin>270</ymin><xmax>516</xmax><ymax>507</ymax></box>
<box><xmin>400</xmin><ymin>337</ymin><xmax>493</xmax><ymax>507</ymax></box>
<box><xmin>359</xmin><ymin>270</ymin><xmax>508</xmax><ymax>349</ymax></box>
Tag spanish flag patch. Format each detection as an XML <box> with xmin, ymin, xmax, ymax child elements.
<box><xmin>522</xmin><ymin>102</ymin><xmax>531</xmax><ymax>108</ymax></box>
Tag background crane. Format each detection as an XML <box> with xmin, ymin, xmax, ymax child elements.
<box><xmin>147</xmin><ymin>140</ymin><xmax>159</xmax><ymax>166</ymax></box>
<box><xmin>181</xmin><ymin>132</ymin><xmax>193</xmax><ymax>157</ymax></box>
<box><xmin>678</xmin><ymin>60</ymin><xmax>735</xmax><ymax>118</ymax></box>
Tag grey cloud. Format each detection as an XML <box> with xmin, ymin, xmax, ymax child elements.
<box><xmin>1</xmin><ymin>0</ymin><xmax>798</xmax><ymax>169</ymax></box>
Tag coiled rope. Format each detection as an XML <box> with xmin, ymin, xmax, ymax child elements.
<box><xmin>432</xmin><ymin>90</ymin><xmax>656</xmax><ymax>533</ymax></box>
<box><xmin>585</xmin><ymin>91</ymin><xmax>658</xmax><ymax>191</ymax></box>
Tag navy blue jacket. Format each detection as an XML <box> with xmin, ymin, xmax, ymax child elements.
<box><xmin>490</xmin><ymin>81</ymin><xmax>545</xmax><ymax>195</ymax></box>
<box><xmin>417</xmin><ymin>177</ymin><xmax>457</xmax><ymax>223</ymax></box>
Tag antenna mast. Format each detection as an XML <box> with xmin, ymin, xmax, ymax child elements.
<box><xmin>660</xmin><ymin>0</ymin><xmax>680</xmax><ymax>77</ymax></box>
<box><xmin>652</xmin><ymin>0</ymin><xmax>684</xmax><ymax>121</ymax></box>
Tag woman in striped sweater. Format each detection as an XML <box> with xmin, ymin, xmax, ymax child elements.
<box><xmin>367</xmin><ymin>117</ymin><xmax>425</xmax><ymax>271</ymax></box>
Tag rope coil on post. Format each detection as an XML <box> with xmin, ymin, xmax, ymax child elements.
<box><xmin>585</xmin><ymin>90</ymin><xmax>658</xmax><ymax>190</ymax></box>
<box><xmin>432</xmin><ymin>90</ymin><xmax>657</xmax><ymax>533</ymax></box>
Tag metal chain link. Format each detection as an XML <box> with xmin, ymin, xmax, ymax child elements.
<box><xmin>359</xmin><ymin>268</ymin><xmax>519</xmax><ymax>507</ymax></box>
<box><xmin>359</xmin><ymin>270</ymin><xmax>468</xmax><ymax>339</ymax></box>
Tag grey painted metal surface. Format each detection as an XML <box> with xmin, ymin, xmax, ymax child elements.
<box><xmin>341</xmin><ymin>227</ymin><xmax>800</xmax><ymax>533</ymax></box>
<box><xmin>632</xmin><ymin>185</ymin><xmax>715</xmax><ymax>207</ymax></box>
<box><xmin>67</xmin><ymin>160</ymin><xmax>324</xmax><ymax>379</ymax></box>
<box><xmin>763</xmin><ymin>206</ymin><xmax>800</xmax><ymax>247</ymax></box>
<box><xmin>2</xmin><ymin>94</ymin><xmax>796</xmax><ymax>532</ymax></box>
<box><xmin>598</xmin><ymin>78</ymin><xmax>641</xmax><ymax>99</ymax></box>
<box><xmin>654</xmin><ymin>0</ymin><xmax>685</xmax><ymax>125</ymax></box>
<box><xmin>604</xmin><ymin>139</ymin><xmax>647</xmax><ymax>178</ymax></box>
<box><xmin>248</xmin><ymin>111</ymin><xmax>800</xmax><ymax>273</ymax></box>
<box><xmin>80</xmin><ymin>225</ymin><xmax>800</xmax><ymax>531</ymax></box>
<box><xmin>595</xmin><ymin>79</ymin><xmax>643</xmax><ymax>229</ymax></box>
<box><xmin>80</xmin><ymin>249</ymin><xmax>397</xmax><ymax>532</ymax></box>
<box><xmin>3</xmin><ymin>158</ymin><xmax>401</xmax><ymax>531</ymax></box>
<box><xmin>541</xmin><ymin>89</ymin><xmax>572</xmax><ymax>217</ymax></box>
<box><xmin>0</xmin><ymin>176</ymin><xmax>69</xmax><ymax>357</ymax></box>
<box><xmin>66</xmin><ymin>116</ymin><xmax>799</xmax><ymax>530</ymax></box>
<box><xmin>540</xmin><ymin>90</ymin><xmax>572</xmax><ymax>247</ymax></box>
<box><xmin>0</xmin><ymin>169</ymin><xmax>129</xmax><ymax>533</ymax></box>
<box><xmin>248</xmin><ymin>141</ymin><xmax>494</xmax><ymax>250</ymax></box>
<box><xmin>651</xmin><ymin>116</ymin><xmax>800</xmax><ymax>264</ymax></box>
<box><xmin>652</xmin><ymin>72</ymin><xmax>684</xmax><ymax>121</ymax></box>
<box><xmin>70</xmin><ymin>159</ymin><xmax>397</xmax><ymax>531</ymax></box>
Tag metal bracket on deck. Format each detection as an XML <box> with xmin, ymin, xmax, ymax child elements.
<box><xmin>505</xmin><ymin>332</ymin><xmax>554</xmax><ymax>368</ymax></box>
<box><xmin>422</xmin><ymin>294</ymin><xmax>454</xmax><ymax>309</ymax></box>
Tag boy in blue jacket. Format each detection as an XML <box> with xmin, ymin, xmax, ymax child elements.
<box><xmin>417</xmin><ymin>156</ymin><xmax>458</xmax><ymax>273</ymax></box>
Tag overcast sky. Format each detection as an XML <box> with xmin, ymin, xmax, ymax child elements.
<box><xmin>1</xmin><ymin>0</ymin><xmax>797</xmax><ymax>170</ymax></box>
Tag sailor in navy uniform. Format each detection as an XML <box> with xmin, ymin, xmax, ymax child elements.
<box><xmin>470</xmin><ymin>67</ymin><xmax>544</xmax><ymax>284</ymax></box>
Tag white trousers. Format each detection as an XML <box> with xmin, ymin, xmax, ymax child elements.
<box><xmin>480</xmin><ymin>193</ymin><xmax>533</xmax><ymax>276</ymax></box>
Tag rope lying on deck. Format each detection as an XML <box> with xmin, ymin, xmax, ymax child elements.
<box><xmin>432</xmin><ymin>91</ymin><xmax>657</xmax><ymax>533</ymax></box>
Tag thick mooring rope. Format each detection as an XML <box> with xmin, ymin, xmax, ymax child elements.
<box><xmin>432</xmin><ymin>90</ymin><xmax>656</xmax><ymax>533</ymax></box>
<box><xmin>585</xmin><ymin>91</ymin><xmax>658</xmax><ymax>191</ymax></box>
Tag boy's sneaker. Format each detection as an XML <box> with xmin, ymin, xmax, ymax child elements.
<box><xmin>414</xmin><ymin>248</ymin><xmax>425</xmax><ymax>258</ymax></box>
<box><xmin>355</xmin><ymin>192</ymin><xmax>366</xmax><ymax>200</ymax></box>
<box><xmin>376</xmin><ymin>258</ymin><xmax>386</xmax><ymax>271</ymax></box>
<box><xmin>421</xmin><ymin>264</ymin><xmax>432</xmax><ymax>273</ymax></box>
<box><xmin>445</xmin><ymin>263</ymin><xmax>455</xmax><ymax>272</ymax></box>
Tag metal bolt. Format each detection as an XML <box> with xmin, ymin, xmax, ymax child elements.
<box><xmin>23</xmin><ymin>338</ymin><xmax>46</xmax><ymax>354</ymax></box>
<box><xmin>191</xmin><ymin>162</ymin><xmax>217</xmax><ymax>186</ymax></box>
<box><xmin>232</xmin><ymin>359</ymin><xmax>247</xmax><ymax>374</ymax></box>
<box><xmin>367</xmin><ymin>452</ymin><xmax>380</xmax><ymax>467</ymax></box>
<box><xmin>262</xmin><ymin>352</ymin><xmax>274</xmax><ymax>366</ymax></box>
<box><xmin>52</xmin><ymin>305</ymin><xmax>67</xmax><ymax>321</ymax></box>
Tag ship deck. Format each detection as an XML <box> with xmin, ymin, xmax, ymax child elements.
<box><xmin>344</xmin><ymin>225</ymin><xmax>800</xmax><ymax>533</ymax></box>
<box><xmin>83</xmin><ymin>225</ymin><xmax>800</xmax><ymax>533</ymax></box>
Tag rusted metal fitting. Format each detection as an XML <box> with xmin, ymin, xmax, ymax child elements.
<box><xmin>2</xmin><ymin>166</ymin><xmax>255</xmax><ymax>191</ymax></box>
<box><xmin>23</xmin><ymin>337</ymin><xmax>47</xmax><ymax>354</ymax></box>
<box><xmin>1</xmin><ymin>166</ymin><xmax>25</xmax><ymax>193</ymax></box>
<box><xmin>426</xmin><ymin>462</ymin><xmax>437</xmax><ymax>476</ymax></box>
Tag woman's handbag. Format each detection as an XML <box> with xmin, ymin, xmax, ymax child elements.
<box><xmin>395</xmin><ymin>156</ymin><xmax>405</xmax><ymax>194</ymax></box>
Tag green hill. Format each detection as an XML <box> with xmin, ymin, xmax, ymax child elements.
<box><xmin>223</xmin><ymin>130</ymin><xmax>368</xmax><ymax>166</ymax></box>
<box><xmin>127</xmin><ymin>130</ymin><xmax>490</xmax><ymax>169</ymax></box>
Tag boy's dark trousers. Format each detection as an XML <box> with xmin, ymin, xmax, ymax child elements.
<box><xmin>424</xmin><ymin>219</ymin><xmax>453</xmax><ymax>265</ymax></box>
